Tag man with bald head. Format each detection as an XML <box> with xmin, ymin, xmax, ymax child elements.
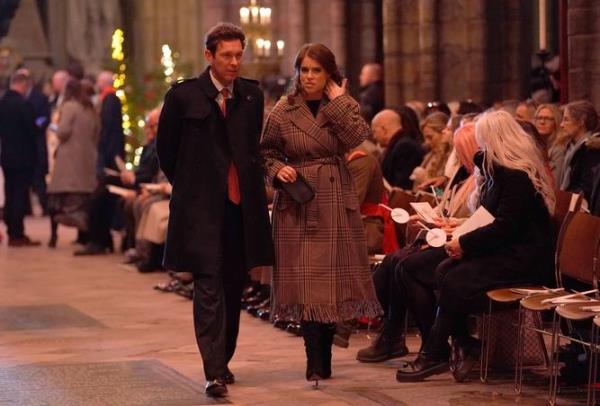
<box><xmin>359</xmin><ymin>63</ymin><xmax>384</xmax><ymax>123</ymax></box>
<box><xmin>372</xmin><ymin>109</ymin><xmax>424</xmax><ymax>190</ymax></box>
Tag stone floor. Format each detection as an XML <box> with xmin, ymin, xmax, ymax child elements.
<box><xmin>0</xmin><ymin>218</ymin><xmax>586</xmax><ymax>405</ymax></box>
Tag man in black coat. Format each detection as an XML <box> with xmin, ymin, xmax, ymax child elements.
<box><xmin>74</xmin><ymin>71</ymin><xmax>126</xmax><ymax>254</ymax></box>
<box><xmin>359</xmin><ymin>63</ymin><xmax>384</xmax><ymax>124</ymax></box>
<box><xmin>18</xmin><ymin>69</ymin><xmax>51</xmax><ymax>215</ymax></box>
<box><xmin>0</xmin><ymin>72</ymin><xmax>41</xmax><ymax>246</ymax></box>
<box><xmin>156</xmin><ymin>23</ymin><xmax>273</xmax><ymax>398</ymax></box>
<box><xmin>372</xmin><ymin>109</ymin><xmax>424</xmax><ymax>189</ymax></box>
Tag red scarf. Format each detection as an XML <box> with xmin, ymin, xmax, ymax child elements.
<box><xmin>100</xmin><ymin>86</ymin><xmax>116</xmax><ymax>102</ymax></box>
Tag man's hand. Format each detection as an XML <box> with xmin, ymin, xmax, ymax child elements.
<box><xmin>276</xmin><ymin>166</ymin><xmax>297</xmax><ymax>183</ymax></box>
<box><xmin>120</xmin><ymin>170</ymin><xmax>136</xmax><ymax>186</ymax></box>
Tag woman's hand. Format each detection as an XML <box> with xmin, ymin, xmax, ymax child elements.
<box><xmin>445</xmin><ymin>237</ymin><xmax>464</xmax><ymax>259</ymax></box>
<box><xmin>276</xmin><ymin>166</ymin><xmax>297</xmax><ymax>183</ymax></box>
<box><xmin>417</xmin><ymin>176</ymin><xmax>447</xmax><ymax>190</ymax></box>
<box><xmin>324</xmin><ymin>78</ymin><xmax>347</xmax><ymax>100</ymax></box>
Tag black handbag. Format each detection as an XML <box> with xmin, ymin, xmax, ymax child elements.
<box><xmin>276</xmin><ymin>172</ymin><xmax>315</xmax><ymax>204</ymax></box>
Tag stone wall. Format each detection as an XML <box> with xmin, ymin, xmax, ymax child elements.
<box><xmin>382</xmin><ymin>0</ymin><xmax>532</xmax><ymax>108</ymax></box>
<box><xmin>567</xmin><ymin>0</ymin><xmax>600</xmax><ymax>106</ymax></box>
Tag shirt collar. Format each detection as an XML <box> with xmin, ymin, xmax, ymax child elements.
<box><xmin>209</xmin><ymin>68</ymin><xmax>234</xmax><ymax>96</ymax></box>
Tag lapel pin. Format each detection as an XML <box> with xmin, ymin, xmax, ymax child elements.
<box><xmin>246</xmin><ymin>95</ymin><xmax>253</xmax><ymax>102</ymax></box>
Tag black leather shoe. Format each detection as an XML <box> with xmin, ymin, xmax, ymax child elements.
<box><xmin>222</xmin><ymin>368</ymin><xmax>235</xmax><ymax>384</ymax></box>
<box><xmin>247</xmin><ymin>298</ymin><xmax>270</xmax><ymax>317</ymax></box>
<box><xmin>395</xmin><ymin>354</ymin><xmax>449</xmax><ymax>382</ymax></box>
<box><xmin>258</xmin><ymin>307</ymin><xmax>271</xmax><ymax>320</ymax></box>
<box><xmin>9</xmin><ymin>236</ymin><xmax>41</xmax><ymax>247</ymax></box>
<box><xmin>450</xmin><ymin>336</ymin><xmax>481</xmax><ymax>382</ymax></box>
<box><xmin>205</xmin><ymin>379</ymin><xmax>228</xmax><ymax>397</ymax></box>
<box><xmin>73</xmin><ymin>243</ymin><xmax>107</xmax><ymax>256</ymax></box>
<box><xmin>286</xmin><ymin>322</ymin><xmax>302</xmax><ymax>336</ymax></box>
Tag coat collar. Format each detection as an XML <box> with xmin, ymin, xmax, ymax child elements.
<box><xmin>284</xmin><ymin>94</ymin><xmax>330</xmax><ymax>128</ymax></box>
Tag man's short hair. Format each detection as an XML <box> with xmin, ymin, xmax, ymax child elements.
<box><xmin>205</xmin><ymin>22</ymin><xmax>246</xmax><ymax>55</ymax></box>
<box><xmin>10</xmin><ymin>72</ymin><xmax>29</xmax><ymax>85</ymax></box>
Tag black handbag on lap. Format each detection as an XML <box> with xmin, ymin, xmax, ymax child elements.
<box><xmin>277</xmin><ymin>173</ymin><xmax>315</xmax><ymax>204</ymax></box>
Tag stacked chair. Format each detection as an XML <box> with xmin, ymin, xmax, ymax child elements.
<box><xmin>481</xmin><ymin>190</ymin><xmax>600</xmax><ymax>405</ymax></box>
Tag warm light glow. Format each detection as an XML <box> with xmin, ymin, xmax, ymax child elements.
<box><xmin>250</xmin><ymin>6</ymin><xmax>259</xmax><ymax>23</ymax></box>
<box><xmin>137</xmin><ymin>119</ymin><xmax>145</xmax><ymax>128</ymax></box>
<box><xmin>264</xmin><ymin>40</ymin><xmax>271</xmax><ymax>57</ymax></box>
<box><xmin>276</xmin><ymin>40</ymin><xmax>285</xmax><ymax>56</ymax></box>
<box><xmin>111</xmin><ymin>28</ymin><xmax>124</xmax><ymax>61</ymax></box>
<box><xmin>240</xmin><ymin>7</ymin><xmax>250</xmax><ymax>24</ymax></box>
<box><xmin>161</xmin><ymin>44</ymin><xmax>175</xmax><ymax>82</ymax></box>
<box><xmin>256</xmin><ymin>38</ymin><xmax>264</xmax><ymax>56</ymax></box>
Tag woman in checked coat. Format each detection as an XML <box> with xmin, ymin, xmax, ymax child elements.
<box><xmin>260</xmin><ymin>43</ymin><xmax>382</xmax><ymax>384</ymax></box>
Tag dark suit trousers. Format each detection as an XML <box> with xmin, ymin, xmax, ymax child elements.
<box><xmin>3</xmin><ymin>167</ymin><xmax>33</xmax><ymax>239</ymax></box>
<box><xmin>193</xmin><ymin>199</ymin><xmax>247</xmax><ymax>380</ymax></box>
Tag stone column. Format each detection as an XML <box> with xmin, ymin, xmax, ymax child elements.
<box><xmin>567</xmin><ymin>0</ymin><xmax>600</xmax><ymax>106</ymax></box>
<box><xmin>382</xmin><ymin>0</ymin><xmax>420</xmax><ymax>107</ymax></box>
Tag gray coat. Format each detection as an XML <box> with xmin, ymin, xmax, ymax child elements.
<box><xmin>48</xmin><ymin>100</ymin><xmax>99</xmax><ymax>193</ymax></box>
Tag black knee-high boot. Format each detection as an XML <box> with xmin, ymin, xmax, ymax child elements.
<box><xmin>321</xmin><ymin>323</ymin><xmax>335</xmax><ymax>379</ymax></box>
<box><xmin>301</xmin><ymin>321</ymin><xmax>325</xmax><ymax>382</ymax></box>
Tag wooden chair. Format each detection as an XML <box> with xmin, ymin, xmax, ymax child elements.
<box><xmin>480</xmin><ymin>191</ymin><xmax>583</xmax><ymax>384</ymax></box>
<box><xmin>543</xmin><ymin>214</ymin><xmax>600</xmax><ymax>405</ymax></box>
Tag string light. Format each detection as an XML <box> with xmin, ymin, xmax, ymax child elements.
<box><xmin>111</xmin><ymin>28</ymin><xmax>138</xmax><ymax>165</ymax></box>
<box><xmin>161</xmin><ymin>44</ymin><xmax>175</xmax><ymax>83</ymax></box>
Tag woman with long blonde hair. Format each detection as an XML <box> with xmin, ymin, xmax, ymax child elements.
<box><xmin>396</xmin><ymin>110</ymin><xmax>555</xmax><ymax>383</ymax></box>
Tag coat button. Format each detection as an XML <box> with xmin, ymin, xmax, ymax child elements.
<box><xmin>330</xmin><ymin>176</ymin><xmax>335</xmax><ymax>182</ymax></box>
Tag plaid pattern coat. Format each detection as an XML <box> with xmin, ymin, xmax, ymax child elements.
<box><xmin>260</xmin><ymin>94</ymin><xmax>382</xmax><ymax>322</ymax></box>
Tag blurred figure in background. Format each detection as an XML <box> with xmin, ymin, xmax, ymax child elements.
<box><xmin>47</xmin><ymin>79</ymin><xmax>99</xmax><ymax>248</ymax></box>
<box><xmin>0</xmin><ymin>72</ymin><xmax>40</xmax><ymax>246</ymax></box>
<box><xmin>358</xmin><ymin>63</ymin><xmax>384</xmax><ymax>124</ymax></box>
<box><xmin>17</xmin><ymin>68</ymin><xmax>50</xmax><ymax>216</ymax></box>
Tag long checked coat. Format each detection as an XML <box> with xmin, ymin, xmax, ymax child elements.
<box><xmin>260</xmin><ymin>93</ymin><xmax>382</xmax><ymax>322</ymax></box>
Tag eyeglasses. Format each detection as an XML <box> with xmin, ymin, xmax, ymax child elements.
<box><xmin>534</xmin><ymin>117</ymin><xmax>553</xmax><ymax>123</ymax></box>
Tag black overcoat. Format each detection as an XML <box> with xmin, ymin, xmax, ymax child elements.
<box><xmin>0</xmin><ymin>89</ymin><xmax>37</xmax><ymax>170</ymax></box>
<box><xmin>156</xmin><ymin>68</ymin><xmax>274</xmax><ymax>275</ymax></box>
<box><xmin>436</xmin><ymin>152</ymin><xmax>554</xmax><ymax>313</ymax></box>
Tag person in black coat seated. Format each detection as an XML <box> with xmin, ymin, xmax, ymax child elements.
<box><xmin>373</xmin><ymin>108</ymin><xmax>424</xmax><ymax>190</ymax></box>
<box><xmin>0</xmin><ymin>72</ymin><xmax>41</xmax><ymax>246</ymax></box>
<box><xmin>358</xmin><ymin>63</ymin><xmax>384</xmax><ymax>124</ymax></box>
<box><xmin>559</xmin><ymin>100</ymin><xmax>600</xmax><ymax>202</ymax></box>
<box><xmin>396</xmin><ymin>110</ymin><xmax>556</xmax><ymax>383</ymax></box>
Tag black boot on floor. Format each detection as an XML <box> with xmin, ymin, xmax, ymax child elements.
<box><xmin>356</xmin><ymin>319</ymin><xmax>408</xmax><ymax>362</ymax></box>
<box><xmin>321</xmin><ymin>323</ymin><xmax>335</xmax><ymax>379</ymax></box>
<box><xmin>302</xmin><ymin>321</ymin><xmax>326</xmax><ymax>386</ymax></box>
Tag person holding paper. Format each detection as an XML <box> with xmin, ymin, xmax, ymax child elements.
<box><xmin>356</xmin><ymin>123</ymin><xmax>478</xmax><ymax>363</ymax></box>
<box><xmin>261</xmin><ymin>43</ymin><xmax>381</xmax><ymax>385</ymax></box>
<box><xmin>396</xmin><ymin>110</ymin><xmax>555</xmax><ymax>383</ymax></box>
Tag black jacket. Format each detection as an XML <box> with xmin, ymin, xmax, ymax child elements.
<box><xmin>359</xmin><ymin>80</ymin><xmax>383</xmax><ymax>123</ymax></box>
<box><xmin>0</xmin><ymin>89</ymin><xmax>37</xmax><ymax>170</ymax></box>
<box><xmin>26</xmin><ymin>87</ymin><xmax>50</xmax><ymax>174</ymax></box>
<box><xmin>381</xmin><ymin>130</ymin><xmax>424</xmax><ymax>189</ymax></box>
<box><xmin>437</xmin><ymin>152</ymin><xmax>554</xmax><ymax>312</ymax></box>
<box><xmin>565</xmin><ymin>137</ymin><xmax>600</xmax><ymax>202</ymax></box>
<box><xmin>134</xmin><ymin>140</ymin><xmax>159</xmax><ymax>186</ymax></box>
<box><xmin>156</xmin><ymin>68</ymin><xmax>274</xmax><ymax>275</ymax></box>
<box><xmin>97</xmin><ymin>92</ymin><xmax>125</xmax><ymax>174</ymax></box>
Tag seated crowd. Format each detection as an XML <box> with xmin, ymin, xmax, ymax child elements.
<box><xmin>4</xmin><ymin>63</ymin><xmax>600</xmax><ymax>396</ymax></box>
